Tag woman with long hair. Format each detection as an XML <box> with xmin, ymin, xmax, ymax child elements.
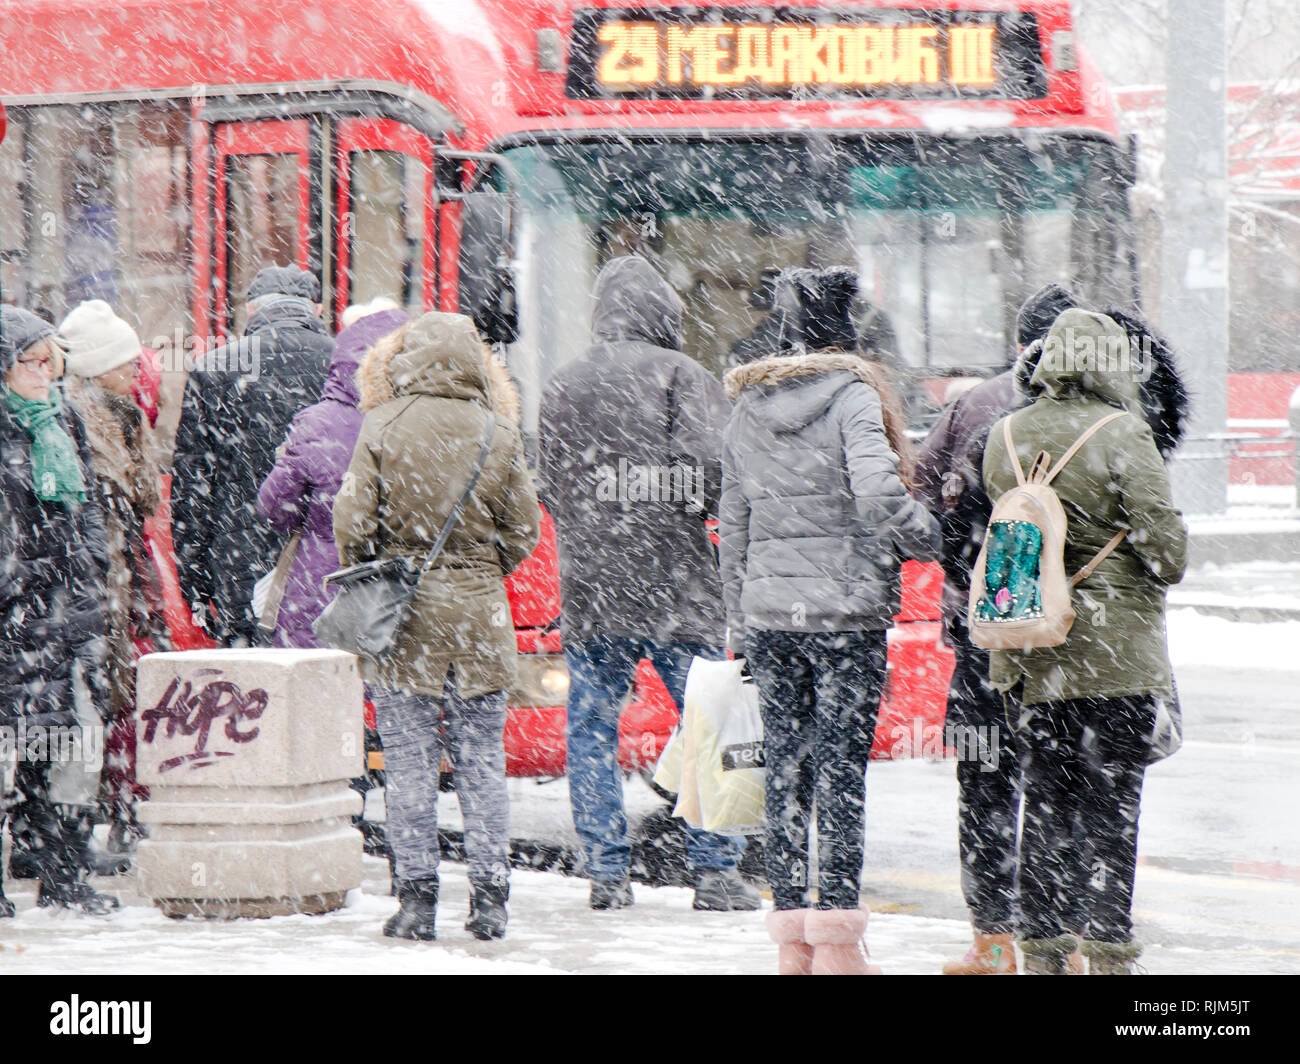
<box><xmin>719</xmin><ymin>268</ymin><xmax>938</xmax><ymax>974</ymax></box>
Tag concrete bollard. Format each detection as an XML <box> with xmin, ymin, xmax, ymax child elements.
<box><xmin>134</xmin><ymin>648</ymin><xmax>365</xmax><ymax>918</ymax></box>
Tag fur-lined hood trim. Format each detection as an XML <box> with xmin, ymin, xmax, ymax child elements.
<box><xmin>724</xmin><ymin>351</ymin><xmax>875</xmax><ymax>401</ymax></box>
<box><xmin>356</xmin><ymin>312</ymin><xmax>520</xmax><ymax>424</ymax></box>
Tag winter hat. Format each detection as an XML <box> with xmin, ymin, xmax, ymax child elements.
<box><xmin>1</xmin><ymin>306</ymin><xmax>61</xmax><ymax>374</ymax></box>
<box><xmin>247</xmin><ymin>265</ymin><xmax>320</xmax><ymax>303</ymax></box>
<box><xmin>340</xmin><ymin>296</ymin><xmax>402</xmax><ymax>330</ymax></box>
<box><xmin>1016</xmin><ymin>283</ymin><xmax>1077</xmax><ymax>348</ymax></box>
<box><xmin>776</xmin><ymin>267</ymin><xmax>860</xmax><ymax>352</ymax></box>
<box><xmin>57</xmin><ymin>300</ymin><xmax>143</xmax><ymax>379</ymax></box>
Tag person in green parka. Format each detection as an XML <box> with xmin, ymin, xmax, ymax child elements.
<box><xmin>334</xmin><ymin>312</ymin><xmax>540</xmax><ymax>943</ymax></box>
<box><xmin>982</xmin><ymin>308</ymin><xmax>1189</xmax><ymax>974</ymax></box>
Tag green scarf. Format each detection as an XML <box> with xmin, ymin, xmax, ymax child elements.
<box><xmin>4</xmin><ymin>387</ymin><xmax>88</xmax><ymax>506</ymax></box>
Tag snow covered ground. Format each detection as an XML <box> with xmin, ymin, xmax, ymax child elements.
<box><xmin>1</xmin><ymin>596</ymin><xmax>1297</xmax><ymax>975</ymax></box>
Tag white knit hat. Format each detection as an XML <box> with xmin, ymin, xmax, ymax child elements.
<box><xmin>340</xmin><ymin>296</ymin><xmax>401</xmax><ymax>330</ymax></box>
<box><xmin>57</xmin><ymin>300</ymin><xmax>143</xmax><ymax>378</ymax></box>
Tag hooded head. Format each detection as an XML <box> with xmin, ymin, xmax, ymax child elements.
<box><xmin>247</xmin><ymin>265</ymin><xmax>320</xmax><ymax>304</ymax></box>
<box><xmin>773</xmin><ymin>267</ymin><xmax>860</xmax><ymax>353</ymax></box>
<box><xmin>357</xmin><ymin>310</ymin><xmax>520</xmax><ymax>422</ymax></box>
<box><xmin>591</xmin><ymin>255</ymin><xmax>682</xmax><ymax>351</ymax></box>
<box><xmin>1016</xmin><ymin>283</ymin><xmax>1078</xmax><ymax>348</ymax></box>
<box><xmin>1030</xmin><ymin>308</ymin><xmax>1141</xmax><ymax>414</ymax></box>
<box><xmin>325</xmin><ymin>308</ymin><xmax>408</xmax><ymax>407</ymax></box>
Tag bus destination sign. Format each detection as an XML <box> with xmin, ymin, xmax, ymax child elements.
<box><xmin>566</xmin><ymin>7</ymin><xmax>1048</xmax><ymax>101</ymax></box>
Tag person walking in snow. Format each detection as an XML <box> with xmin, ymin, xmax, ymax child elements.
<box><xmin>538</xmin><ymin>254</ymin><xmax>760</xmax><ymax>913</ymax></box>
<box><xmin>719</xmin><ymin>267</ymin><xmax>939</xmax><ymax>974</ymax></box>
<box><xmin>58</xmin><ymin>300</ymin><xmax>169</xmax><ymax>868</ymax></box>
<box><xmin>257</xmin><ymin>301</ymin><xmax>409</xmax><ymax>650</ymax></box>
<box><xmin>171</xmin><ymin>266</ymin><xmax>333</xmax><ymax>646</ymax></box>
<box><xmin>0</xmin><ymin>306</ymin><xmax>118</xmax><ymax>916</ymax></box>
<box><xmin>981</xmin><ymin>308</ymin><xmax>1188</xmax><ymax>975</ymax></box>
<box><xmin>914</xmin><ymin>283</ymin><xmax>1079</xmax><ymax>974</ymax></box>
<box><xmin>333</xmin><ymin>312</ymin><xmax>540</xmax><ymax>942</ymax></box>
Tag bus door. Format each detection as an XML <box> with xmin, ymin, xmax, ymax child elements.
<box><xmin>212</xmin><ymin>119</ymin><xmax>314</xmax><ymax>337</ymax></box>
<box><xmin>333</xmin><ymin>117</ymin><xmax>435</xmax><ymax>320</ymax></box>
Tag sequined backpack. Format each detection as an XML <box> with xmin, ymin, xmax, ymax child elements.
<box><xmin>968</xmin><ymin>410</ymin><xmax>1129</xmax><ymax>650</ymax></box>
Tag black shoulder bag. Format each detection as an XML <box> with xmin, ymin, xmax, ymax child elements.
<box><xmin>313</xmin><ymin>412</ymin><xmax>497</xmax><ymax>662</ymax></box>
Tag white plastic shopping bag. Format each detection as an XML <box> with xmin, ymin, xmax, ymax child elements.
<box><xmin>672</xmin><ymin>657</ymin><xmax>765</xmax><ymax>836</ymax></box>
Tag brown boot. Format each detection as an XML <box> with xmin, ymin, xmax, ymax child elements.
<box><xmin>942</xmin><ymin>931</ymin><xmax>1017</xmax><ymax>975</ymax></box>
<box><xmin>805</xmin><ymin>908</ymin><xmax>883</xmax><ymax>975</ymax></box>
<box><xmin>766</xmin><ymin>909</ymin><xmax>814</xmax><ymax>976</ymax></box>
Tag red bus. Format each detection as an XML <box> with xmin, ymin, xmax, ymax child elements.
<box><xmin>0</xmin><ymin>0</ymin><xmax>1135</xmax><ymax>777</ymax></box>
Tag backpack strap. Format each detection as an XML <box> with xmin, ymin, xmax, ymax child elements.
<box><xmin>1042</xmin><ymin>410</ymin><xmax>1129</xmax><ymax>486</ymax></box>
<box><xmin>1070</xmin><ymin>528</ymin><xmax>1129</xmax><ymax>588</ymax></box>
<box><xmin>1003</xmin><ymin>416</ymin><xmax>1026</xmax><ymax>487</ymax></box>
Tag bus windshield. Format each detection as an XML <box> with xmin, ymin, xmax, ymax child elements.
<box><xmin>497</xmin><ymin>133</ymin><xmax>1135</xmax><ymax>437</ymax></box>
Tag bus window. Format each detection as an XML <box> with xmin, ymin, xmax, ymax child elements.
<box><xmin>0</xmin><ymin>100</ymin><xmax>191</xmax><ymax>373</ymax></box>
<box><xmin>346</xmin><ymin>149</ymin><xmax>425</xmax><ymax>313</ymax></box>
<box><xmin>225</xmin><ymin>154</ymin><xmax>303</xmax><ymax>331</ymax></box>
<box><xmin>496</xmin><ymin>134</ymin><xmax>1136</xmax><ymax>434</ymax></box>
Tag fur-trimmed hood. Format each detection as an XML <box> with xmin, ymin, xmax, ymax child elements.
<box><xmin>356</xmin><ymin>311</ymin><xmax>520</xmax><ymax>424</ymax></box>
<box><xmin>1012</xmin><ymin>309</ymin><xmax>1190</xmax><ymax>460</ymax></box>
<box><xmin>725</xmin><ymin>351</ymin><xmax>875</xmax><ymax>402</ymax></box>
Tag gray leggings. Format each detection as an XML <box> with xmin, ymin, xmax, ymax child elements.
<box><xmin>372</xmin><ymin>678</ymin><xmax>510</xmax><ymax>891</ymax></box>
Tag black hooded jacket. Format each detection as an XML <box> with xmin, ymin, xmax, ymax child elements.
<box><xmin>538</xmin><ymin>256</ymin><xmax>730</xmax><ymax>645</ymax></box>
<box><xmin>171</xmin><ymin>298</ymin><xmax>333</xmax><ymax>643</ymax></box>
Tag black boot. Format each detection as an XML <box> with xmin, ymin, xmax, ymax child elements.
<box><xmin>0</xmin><ymin>878</ymin><xmax>14</xmax><ymax>919</ymax></box>
<box><xmin>465</xmin><ymin>881</ymin><xmax>509</xmax><ymax>941</ymax></box>
<box><xmin>37</xmin><ymin>878</ymin><xmax>120</xmax><ymax>915</ymax></box>
<box><xmin>692</xmin><ymin>869</ymin><xmax>763</xmax><ymax>912</ymax></box>
<box><xmin>34</xmin><ymin>810</ymin><xmax>120</xmax><ymax>915</ymax></box>
<box><xmin>383</xmin><ymin>877</ymin><xmax>438</xmax><ymax>940</ymax></box>
<box><xmin>589</xmin><ymin>877</ymin><xmax>634</xmax><ymax>910</ymax></box>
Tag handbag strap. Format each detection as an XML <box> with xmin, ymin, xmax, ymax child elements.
<box><xmin>417</xmin><ymin>412</ymin><xmax>497</xmax><ymax>576</ymax></box>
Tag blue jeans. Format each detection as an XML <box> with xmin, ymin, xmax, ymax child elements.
<box><xmin>564</xmin><ymin>635</ymin><xmax>744</xmax><ymax>882</ymax></box>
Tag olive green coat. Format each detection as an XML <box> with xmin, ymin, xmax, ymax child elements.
<box><xmin>334</xmin><ymin>312</ymin><xmax>541</xmax><ymax>699</ymax></box>
<box><xmin>982</xmin><ymin>309</ymin><xmax>1188</xmax><ymax>705</ymax></box>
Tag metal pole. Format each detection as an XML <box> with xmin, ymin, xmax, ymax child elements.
<box><xmin>1161</xmin><ymin>0</ymin><xmax>1230</xmax><ymax>514</ymax></box>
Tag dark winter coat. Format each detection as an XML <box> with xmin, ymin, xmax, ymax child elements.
<box><xmin>256</xmin><ymin>309</ymin><xmax>408</xmax><ymax>649</ymax></box>
<box><xmin>0</xmin><ymin>398</ymin><xmax>110</xmax><ymax>728</ymax></box>
<box><xmin>982</xmin><ymin>310</ymin><xmax>1189</xmax><ymax>704</ymax></box>
<box><xmin>719</xmin><ymin>353</ymin><xmax>939</xmax><ymax>653</ymax></box>
<box><xmin>538</xmin><ymin>255</ymin><xmax>730</xmax><ymax>646</ymax></box>
<box><xmin>915</xmin><ymin>368</ymin><xmax>1023</xmax><ymax>626</ymax></box>
<box><xmin>171</xmin><ymin>298</ymin><xmax>333</xmax><ymax>643</ymax></box>
<box><xmin>333</xmin><ymin>312</ymin><xmax>541</xmax><ymax>701</ymax></box>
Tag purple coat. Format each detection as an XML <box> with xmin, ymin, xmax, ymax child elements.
<box><xmin>256</xmin><ymin>310</ymin><xmax>408</xmax><ymax>647</ymax></box>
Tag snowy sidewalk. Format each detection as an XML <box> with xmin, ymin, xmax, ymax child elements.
<box><xmin>0</xmin><ymin>855</ymin><xmax>972</xmax><ymax>976</ymax></box>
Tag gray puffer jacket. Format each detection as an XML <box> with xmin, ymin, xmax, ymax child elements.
<box><xmin>719</xmin><ymin>354</ymin><xmax>939</xmax><ymax>653</ymax></box>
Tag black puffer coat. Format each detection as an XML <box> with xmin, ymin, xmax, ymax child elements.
<box><xmin>539</xmin><ymin>256</ymin><xmax>729</xmax><ymax>646</ymax></box>
<box><xmin>171</xmin><ymin>298</ymin><xmax>333</xmax><ymax>642</ymax></box>
<box><xmin>0</xmin><ymin>400</ymin><xmax>110</xmax><ymax>728</ymax></box>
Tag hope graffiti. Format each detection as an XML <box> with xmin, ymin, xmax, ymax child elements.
<box><xmin>140</xmin><ymin>669</ymin><xmax>269</xmax><ymax>773</ymax></box>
